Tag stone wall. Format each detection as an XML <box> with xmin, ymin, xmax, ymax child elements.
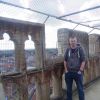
<box><xmin>57</xmin><ymin>28</ymin><xmax>89</xmax><ymax>58</ymax></box>
<box><xmin>89</xmin><ymin>34</ymin><xmax>100</xmax><ymax>56</ymax></box>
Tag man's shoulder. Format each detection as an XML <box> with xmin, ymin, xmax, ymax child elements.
<box><xmin>64</xmin><ymin>48</ymin><xmax>70</xmax><ymax>56</ymax></box>
<box><xmin>65</xmin><ymin>48</ymin><xmax>70</xmax><ymax>52</ymax></box>
<box><xmin>77</xmin><ymin>46</ymin><xmax>84</xmax><ymax>51</ymax></box>
<box><xmin>77</xmin><ymin>44</ymin><xmax>83</xmax><ymax>50</ymax></box>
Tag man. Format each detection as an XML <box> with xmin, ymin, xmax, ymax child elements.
<box><xmin>64</xmin><ymin>36</ymin><xmax>86</xmax><ymax>100</ymax></box>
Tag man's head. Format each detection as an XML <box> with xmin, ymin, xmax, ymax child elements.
<box><xmin>69</xmin><ymin>36</ymin><xmax>77</xmax><ymax>49</ymax></box>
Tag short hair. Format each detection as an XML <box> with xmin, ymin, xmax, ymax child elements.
<box><xmin>69</xmin><ymin>34</ymin><xmax>77</xmax><ymax>41</ymax></box>
<box><xmin>69</xmin><ymin>35</ymin><xmax>77</xmax><ymax>39</ymax></box>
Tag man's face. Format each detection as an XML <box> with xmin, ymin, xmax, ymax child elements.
<box><xmin>69</xmin><ymin>37</ymin><xmax>77</xmax><ymax>48</ymax></box>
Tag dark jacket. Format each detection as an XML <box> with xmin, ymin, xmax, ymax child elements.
<box><xmin>64</xmin><ymin>46</ymin><xmax>85</xmax><ymax>72</ymax></box>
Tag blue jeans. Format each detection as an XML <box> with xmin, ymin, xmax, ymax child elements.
<box><xmin>65</xmin><ymin>72</ymin><xmax>85</xmax><ymax>100</ymax></box>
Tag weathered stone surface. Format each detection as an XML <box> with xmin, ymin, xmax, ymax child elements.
<box><xmin>89</xmin><ymin>34</ymin><xmax>100</xmax><ymax>57</ymax></box>
<box><xmin>57</xmin><ymin>28</ymin><xmax>89</xmax><ymax>57</ymax></box>
<box><xmin>0</xmin><ymin>82</ymin><xmax>5</xmax><ymax>100</ymax></box>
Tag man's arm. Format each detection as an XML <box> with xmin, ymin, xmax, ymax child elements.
<box><xmin>64</xmin><ymin>49</ymin><xmax>69</xmax><ymax>73</ymax></box>
<box><xmin>79</xmin><ymin>47</ymin><xmax>86</xmax><ymax>72</ymax></box>
<box><xmin>80</xmin><ymin>61</ymin><xmax>85</xmax><ymax>72</ymax></box>
<box><xmin>64</xmin><ymin>61</ymin><xmax>68</xmax><ymax>73</ymax></box>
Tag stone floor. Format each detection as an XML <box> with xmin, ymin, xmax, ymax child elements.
<box><xmin>74</xmin><ymin>78</ymin><xmax>100</xmax><ymax>100</ymax></box>
<box><xmin>0</xmin><ymin>82</ymin><xmax>5</xmax><ymax>100</ymax></box>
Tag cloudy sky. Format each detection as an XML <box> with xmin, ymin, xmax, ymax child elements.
<box><xmin>0</xmin><ymin>0</ymin><xmax>100</xmax><ymax>50</ymax></box>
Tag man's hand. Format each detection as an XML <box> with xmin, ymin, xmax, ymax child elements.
<box><xmin>80</xmin><ymin>61</ymin><xmax>85</xmax><ymax>72</ymax></box>
<box><xmin>65</xmin><ymin>70</ymin><xmax>68</xmax><ymax>73</ymax></box>
<box><xmin>77</xmin><ymin>70</ymin><xmax>82</xmax><ymax>74</ymax></box>
<box><xmin>80</xmin><ymin>67</ymin><xmax>84</xmax><ymax>72</ymax></box>
<box><xmin>64</xmin><ymin>61</ymin><xmax>68</xmax><ymax>73</ymax></box>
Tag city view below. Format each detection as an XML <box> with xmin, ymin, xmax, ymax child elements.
<box><xmin>0</xmin><ymin>49</ymin><xmax>58</xmax><ymax>74</ymax></box>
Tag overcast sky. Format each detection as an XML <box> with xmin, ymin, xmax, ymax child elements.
<box><xmin>0</xmin><ymin>0</ymin><xmax>100</xmax><ymax>50</ymax></box>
